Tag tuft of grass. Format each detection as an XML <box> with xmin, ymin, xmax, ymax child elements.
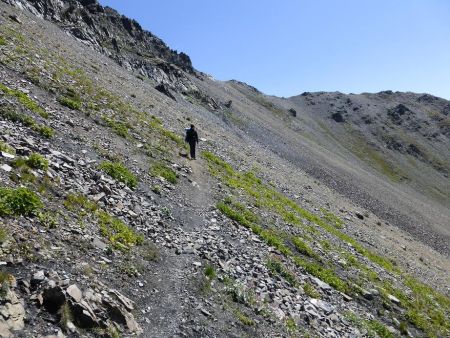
<box><xmin>266</xmin><ymin>257</ymin><xmax>297</xmax><ymax>286</ymax></box>
<box><xmin>0</xmin><ymin>106</ymin><xmax>53</xmax><ymax>138</ymax></box>
<box><xmin>321</xmin><ymin>208</ymin><xmax>344</xmax><ymax>228</ymax></box>
<box><xmin>99</xmin><ymin>161</ymin><xmax>138</xmax><ymax>189</ymax></box>
<box><xmin>0</xmin><ymin>228</ymin><xmax>8</xmax><ymax>243</ymax></box>
<box><xmin>0</xmin><ymin>141</ymin><xmax>15</xmax><ymax>155</ymax></box>
<box><xmin>204</xmin><ymin>264</ymin><xmax>216</xmax><ymax>280</ymax></box>
<box><xmin>303</xmin><ymin>283</ymin><xmax>320</xmax><ymax>298</ymax></box>
<box><xmin>294</xmin><ymin>257</ymin><xmax>349</xmax><ymax>293</ymax></box>
<box><xmin>58</xmin><ymin>96</ymin><xmax>81</xmax><ymax>110</ymax></box>
<box><xmin>63</xmin><ymin>193</ymin><xmax>97</xmax><ymax>213</ymax></box>
<box><xmin>0</xmin><ymin>83</ymin><xmax>48</xmax><ymax>118</ymax></box>
<box><xmin>97</xmin><ymin>210</ymin><xmax>144</xmax><ymax>250</ymax></box>
<box><xmin>37</xmin><ymin>211</ymin><xmax>58</xmax><ymax>228</ymax></box>
<box><xmin>150</xmin><ymin>163</ymin><xmax>178</xmax><ymax>184</ymax></box>
<box><xmin>345</xmin><ymin>312</ymin><xmax>394</xmax><ymax>338</ymax></box>
<box><xmin>102</xmin><ymin>116</ymin><xmax>129</xmax><ymax>138</ymax></box>
<box><xmin>26</xmin><ymin>153</ymin><xmax>49</xmax><ymax>170</ymax></box>
<box><xmin>58</xmin><ymin>87</ymin><xmax>82</xmax><ymax>110</ymax></box>
<box><xmin>0</xmin><ymin>187</ymin><xmax>42</xmax><ymax>216</ymax></box>
<box><xmin>292</xmin><ymin>236</ymin><xmax>317</xmax><ymax>258</ymax></box>
<box><xmin>59</xmin><ymin>302</ymin><xmax>73</xmax><ymax>330</ymax></box>
<box><xmin>34</xmin><ymin>124</ymin><xmax>54</xmax><ymax>138</ymax></box>
<box><xmin>234</xmin><ymin>309</ymin><xmax>255</xmax><ymax>326</ymax></box>
<box><xmin>0</xmin><ymin>36</ymin><xmax>6</xmax><ymax>46</ymax></box>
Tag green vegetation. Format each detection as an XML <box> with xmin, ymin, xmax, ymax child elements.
<box><xmin>63</xmin><ymin>193</ymin><xmax>97</xmax><ymax>213</ymax></box>
<box><xmin>267</xmin><ymin>257</ymin><xmax>297</xmax><ymax>286</ymax></box>
<box><xmin>320</xmin><ymin>208</ymin><xmax>344</xmax><ymax>229</ymax></box>
<box><xmin>0</xmin><ymin>227</ymin><xmax>8</xmax><ymax>243</ymax></box>
<box><xmin>292</xmin><ymin>236</ymin><xmax>317</xmax><ymax>258</ymax></box>
<box><xmin>58</xmin><ymin>96</ymin><xmax>81</xmax><ymax>110</ymax></box>
<box><xmin>99</xmin><ymin>161</ymin><xmax>138</xmax><ymax>189</ymax></box>
<box><xmin>0</xmin><ymin>106</ymin><xmax>54</xmax><ymax>138</ymax></box>
<box><xmin>38</xmin><ymin>211</ymin><xmax>58</xmax><ymax>229</ymax></box>
<box><xmin>64</xmin><ymin>193</ymin><xmax>144</xmax><ymax>251</ymax></box>
<box><xmin>204</xmin><ymin>264</ymin><xmax>216</xmax><ymax>280</ymax></box>
<box><xmin>97</xmin><ymin>210</ymin><xmax>144</xmax><ymax>250</ymax></box>
<box><xmin>150</xmin><ymin>162</ymin><xmax>178</xmax><ymax>184</ymax></box>
<box><xmin>59</xmin><ymin>302</ymin><xmax>73</xmax><ymax>331</ymax></box>
<box><xmin>0</xmin><ymin>83</ymin><xmax>48</xmax><ymax>118</ymax></box>
<box><xmin>285</xmin><ymin>317</ymin><xmax>297</xmax><ymax>333</ymax></box>
<box><xmin>35</xmin><ymin>124</ymin><xmax>54</xmax><ymax>138</ymax></box>
<box><xmin>102</xmin><ymin>116</ymin><xmax>129</xmax><ymax>138</ymax></box>
<box><xmin>234</xmin><ymin>309</ymin><xmax>255</xmax><ymax>326</ymax></box>
<box><xmin>0</xmin><ymin>187</ymin><xmax>42</xmax><ymax>216</ymax></box>
<box><xmin>345</xmin><ymin>312</ymin><xmax>394</xmax><ymax>338</ymax></box>
<box><xmin>206</xmin><ymin>150</ymin><xmax>450</xmax><ymax>336</ymax></box>
<box><xmin>303</xmin><ymin>283</ymin><xmax>320</xmax><ymax>299</ymax></box>
<box><xmin>0</xmin><ymin>36</ymin><xmax>6</xmax><ymax>46</ymax></box>
<box><xmin>0</xmin><ymin>141</ymin><xmax>15</xmax><ymax>155</ymax></box>
<box><xmin>26</xmin><ymin>153</ymin><xmax>49</xmax><ymax>170</ymax></box>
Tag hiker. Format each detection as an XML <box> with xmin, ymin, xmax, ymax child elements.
<box><xmin>185</xmin><ymin>124</ymin><xmax>199</xmax><ymax>160</ymax></box>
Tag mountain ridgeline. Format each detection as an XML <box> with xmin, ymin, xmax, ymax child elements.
<box><xmin>0</xmin><ymin>0</ymin><xmax>449</xmax><ymax>337</ymax></box>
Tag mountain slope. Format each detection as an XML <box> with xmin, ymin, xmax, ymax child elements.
<box><xmin>0</xmin><ymin>1</ymin><xmax>449</xmax><ymax>338</ymax></box>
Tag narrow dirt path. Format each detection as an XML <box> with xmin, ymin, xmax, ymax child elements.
<box><xmin>137</xmin><ymin>157</ymin><xmax>216</xmax><ymax>337</ymax></box>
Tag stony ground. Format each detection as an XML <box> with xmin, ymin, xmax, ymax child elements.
<box><xmin>0</xmin><ymin>1</ymin><xmax>449</xmax><ymax>338</ymax></box>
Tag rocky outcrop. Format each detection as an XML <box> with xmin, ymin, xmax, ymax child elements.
<box><xmin>2</xmin><ymin>0</ymin><xmax>198</xmax><ymax>93</ymax></box>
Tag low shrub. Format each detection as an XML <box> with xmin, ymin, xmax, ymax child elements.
<box><xmin>99</xmin><ymin>161</ymin><xmax>138</xmax><ymax>189</ymax></box>
<box><xmin>0</xmin><ymin>187</ymin><xmax>42</xmax><ymax>216</ymax></box>
<box><xmin>26</xmin><ymin>153</ymin><xmax>49</xmax><ymax>170</ymax></box>
<box><xmin>150</xmin><ymin>163</ymin><xmax>178</xmax><ymax>184</ymax></box>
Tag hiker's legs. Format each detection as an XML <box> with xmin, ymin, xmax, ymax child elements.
<box><xmin>189</xmin><ymin>142</ymin><xmax>196</xmax><ymax>159</ymax></box>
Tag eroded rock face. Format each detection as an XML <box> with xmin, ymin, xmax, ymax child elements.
<box><xmin>3</xmin><ymin>0</ymin><xmax>196</xmax><ymax>93</ymax></box>
<box><xmin>0</xmin><ymin>287</ymin><xmax>25</xmax><ymax>336</ymax></box>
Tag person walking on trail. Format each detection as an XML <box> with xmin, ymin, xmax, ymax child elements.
<box><xmin>185</xmin><ymin>124</ymin><xmax>199</xmax><ymax>160</ymax></box>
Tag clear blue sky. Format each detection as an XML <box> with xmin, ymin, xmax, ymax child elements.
<box><xmin>98</xmin><ymin>0</ymin><xmax>450</xmax><ymax>99</ymax></box>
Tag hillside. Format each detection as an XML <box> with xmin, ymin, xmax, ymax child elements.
<box><xmin>0</xmin><ymin>1</ymin><xmax>449</xmax><ymax>337</ymax></box>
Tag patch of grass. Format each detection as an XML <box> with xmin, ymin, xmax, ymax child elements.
<box><xmin>402</xmin><ymin>277</ymin><xmax>450</xmax><ymax>337</ymax></box>
<box><xmin>266</xmin><ymin>257</ymin><xmax>297</xmax><ymax>286</ymax></box>
<box><xmin>292</xmin><ymin>236</ymin><xmax>317</xmax><ymax>258</ymax></box>
<box><xmin>0</xmin><ymin>105</ymin><xmax>53</xmax><ymax>138</ymax></box>
<box><xmin>234</xmin><ymin>309</ymin><xmax>255</xmax><ymax>326</ymax></box>
<box><xmin>102</xmin><ymin>116</ymin><xmax>129</xmax><ymax>138</ymax></box>
<box><xmin>99</xmin><ymin>161</ymin><xmax>138</xmax><ymax>189</ymax></box>
<box><xmin>294</xmin><ymin>257</ymin><xmax>349</xmax><ymax>293</ymax></box>
<box><xmin>285</xmin><ymin>317</ymin><xmax>297</xmax><ymax>333</ymax></box>
<box><xmin>59</xmin><ymin>302</ymin><xmax>73</xmax><ymax>330</ymax></box>
<box><xmin>97</xmin><ymin>210</ymin><xmax>144</xmax><ymax>250</ymax></box>
<box><xmin>204</xmin><ymin>264</ymin><xmax>216</xmax><ymax>280</ymax></box>
<box><xmin>320</xmin><ymin>208</ymin><xmax>344</xmax><ymax>228</ymax></box>
<box><xmin>0</xmin><ymin>83</ymin><xmax>48</xmax><ymax>118</ymax></box>
<box><xmin>34</xmin><ymin>124</ymin><xmax>54</xmax><ymax>138</ymax></box>
<box><xmin>37</xmin><ymin>211</ymin><xmax>58</xmax><ymax>228</ymax></box>
<box><xmin>345</xmin><ymin>312</ymin><xmax>394</xmax><ymax>338</ymax></box>
<box><xmin>0</xmin><ymin>187</ymin><xmax>42</xmax><ymax>216</ymax></box>
<box><xmin>0</xmin><ymin>228</ymin><xmax>8</xmax><ymax>243</ymax></box>
<box><xmin>0</xmin><ymin>36</ymin><xmax>6</xmax><ymax>46</ymax></box>
<box><xmin>63</xmin><ymin>193</ymin><xmax>97</xmax><ymax>213</ymax></box>
<box><xmin>58</xmin><ymin>96</ymin><xmax>81</xmax><ymax>110</ymax></box>
<box><xmin>0</xmin><ymin>141</ymin><xmax>15</xmax><ymax>155</ymax></box>
<box><xmin>303</xmin><ymin>283</ymin><xmax>320</xmax><ymax>298</ymax></box>
<box><xmin>150</xmin><ymin>162</ymin><xmax>178</xmax><ymax>184</ymax></box>
<box><xmin>26</xmin><ymin>153</ymin><xmax>49</xmax><ymax>170</ymax></box>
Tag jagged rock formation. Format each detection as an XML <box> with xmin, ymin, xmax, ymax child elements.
<box><xmin>3</xmin><ymin>0</ymin><xmax>198</xmax><ymax>93</ymax></box>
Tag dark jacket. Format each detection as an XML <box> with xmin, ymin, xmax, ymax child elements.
<box><xmin>185</xmin><ymin>128</ymin><xmax>198</xmax><ymax>144</ymax></box>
